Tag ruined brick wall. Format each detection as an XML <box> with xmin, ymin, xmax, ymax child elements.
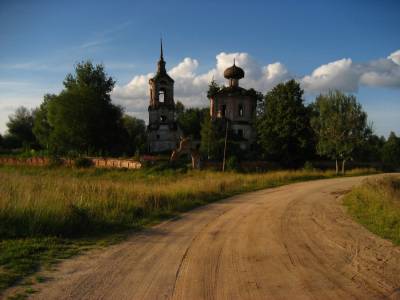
<box><xmin>0</xmin><ymin>157</ymin><xmax>142</xmax><ymax>169</ymax></box>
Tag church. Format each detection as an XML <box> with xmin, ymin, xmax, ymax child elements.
<box><xmin>147</xmin><ymin>42</ymin><xmax>257</xmax><ymax>153</ymax></box>
<box><xmin>147</xmin><ymin>42</ymin><xmax>182</xmax><ymax>153</ymax></box>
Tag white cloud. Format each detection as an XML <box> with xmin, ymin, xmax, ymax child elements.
<box><xmin>388</xmin><ymin>50</ymin><xmax>400</xmax><ymax>65</ymax></box>
<box><xmin>359</xmin><ymin>57</ymin><xmax>400</xmax><ymax>88</ymax></box>
<box><xmin>300</xmin><ymin>58</ymin><xmax>359</xmax><ymax>93</ymax></box>
<box><xmin>111</xmin><ymin>50</ymin><xmax>400</xmax><ymax>121</ymax></box>
<box><xmin>301</xmin><ymin>50</ymin><xmax>400</xmax><ymax>93</ymax></box>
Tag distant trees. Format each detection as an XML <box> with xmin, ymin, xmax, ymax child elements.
<box><xmin>33</xmin><ymin>94</ymin><xmax>56</xmax><ymax>150</ymax></box>
<box><xmin>311</xmin><ymin>90</ymin><xmax>369</xmax><ymax>174</ymax></box>
<box><xmin>1</xmin><ymin>59</ymin><xmax>399</xmax><ymax>171</ymax></box>
<box><xmin>354</xmin><ymin>133</ymin><xmax>386</xmax><ymax>163</ymax></box>
<box><xmin>5</xmin><ymin>106</ymin><xmax>37</xmax><ymax>150</ymax></box>
<box><xmin>256</xmin><ymin>80</ymin><xmax>314</xmax><ymax>167</ymax></box>
<box><xmin>382</xmin><ymin>132</ymin><xmax>400</xmax><ymax>167</ymax></box>
<box><xmin>176</xmin><ymin>103</ymin><xmax>208</xmax><ymax>139</ymax></box>
<box><xmin>45</xmin><ymin>61</ymin><xmax>125</xmax><ymax>155</ymax></box>
<box><xmin>121</xmin><ymin>115</ymin><xmax>146</xmax><ymax>156</ymax></box>
<box><xmin>200</xmin><ymin>115</ymin><xmax>226</xmax><ymax>159</ymax></box>
<box><xmin>1</xmin><ymin>61</ymin><xmax>147</xmax><ymax>157</ymax></box>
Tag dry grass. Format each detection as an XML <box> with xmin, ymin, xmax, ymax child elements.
<box><xmin>0</xmin><ymin>165</ymin><xmax>375</xmax><ymax>238</ymax></box>
<box><xmin>343</xmin><ymin>175</ymin><xmax>400</xmax><ymax>245</ymax></box>
<box><xmin>0</xmin><ymin>165</ymin><xmax>376</xmax><ymax>293</ymax></box>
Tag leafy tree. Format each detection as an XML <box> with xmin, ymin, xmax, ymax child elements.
<box><xmin>200</xmin><ymin>115</ymin><xmax>245</xmax><ymax>161</ymax></box>
<box><xmin>33</xmin><ymin>94</ymin><xmax>56</xmax><ymax>150</ymax></box>
<box><xmin>256</xmin><ymin>80</ymin><xmax>314</xmax><ymax>167</ymax></box>
<box><xmin>121</xmin><ymin>115</ymin><xmax>146</xmax><ymax>156</ymax></box>
<box><xmin>1</xmin><ymin>134</ymin><xmax>20</xmax><ymax>150</ymax></box>
<box><xmin>382</xmin><ymin>132</ymin><xmax>400</xmax><ymax>167</ymax></box>
<box><xmin>311</xmin><ymin>90</ymin><xmax>369</xmax><ymax>174</ymax></box>
<box><xmin>6</xmin><ymin>106</ymin><xmax>37</xmax><ymax>149</ymax></box>
<box><xmin>354</xmin><ymin>133</ymin><xmax>385</xmax><ymax>162</ymax></box>
<box><xmin>47</xmin><ymin>61</ymin><xmax>124</xmax><ymax>155</ymax></box>
<box><xmin>207</xmin><ymin>79</ymin><xmax>221</xmax><ymax>99</ymax></box>
<box><xmin>177</xmin><ymin>107</ymin><xmax>208</xmax><ymax>139</ymax></box>
<box><xmin>200</xmin><ymin>114</ymin><xmax>219</xmax><ymax>159</ymax></box>
<box><xmin>175</xmin><ymin>101</ymin><xmax>185</xmax><ymax>118</ymax></box>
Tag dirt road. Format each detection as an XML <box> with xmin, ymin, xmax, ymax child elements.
<box><xmin>31</xmin><ymin>175</ymin><xmax>400</xmax><ymax>299</ymax></box>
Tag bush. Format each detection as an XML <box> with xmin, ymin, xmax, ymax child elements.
<box><xmin>303</xmin><ymin>161</ymin><xmax>314</xmax><ymax>171</ymax></box>
<box><xmin>226</xmin><ymin>156</ymin><xmax>240</xmax><ymax>171</ymax></box>
<box><xmin>74</xmin><ymin>157</ymin><xmax>93</xmax><ymax>168</ymax></box>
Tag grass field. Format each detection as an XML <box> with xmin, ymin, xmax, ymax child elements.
<box><xmin>343</xmin><ymin>175</ymin><xmax>400</xmax><ymax>245</ymax></box>
<box><xmin>0</xmin><ymin>165</ymin><xmax>376</xmax><ymax>295</ymax></box>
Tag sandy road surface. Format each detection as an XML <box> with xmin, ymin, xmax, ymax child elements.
<box><xmin>29</xmin><ymin>175</ymin><xmax>400</xmax><ymax>299</ymax></box>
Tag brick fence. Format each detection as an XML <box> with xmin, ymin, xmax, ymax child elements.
<box><xmin>0</xmin><ymin>157</ymin><xmax>142</xmax><ymax>169</ymax></box>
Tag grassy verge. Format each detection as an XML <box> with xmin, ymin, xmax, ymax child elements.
<box><xmin>343</xmin><ymin>175</ymin><xmax>400</xmax><ymax>245</ymax></box>
<box><xmin>0</xmin><ymin>165</ymin><xmax>376</xmax><ymax>295</ymax></box>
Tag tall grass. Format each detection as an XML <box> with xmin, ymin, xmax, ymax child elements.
<box><xmin>0</xmin><ymin>165</ymin><xmax>375</xmax><ymax>239</ymax></box>
<box><xmin>343</xmin><ymin>176</ymin><xmax>400</xmax><ymax>245</ymax></box>
<box><xmin>0</xmin><ymin>165</ymin><xmax>376</xmax><ymax>293</ymax></box>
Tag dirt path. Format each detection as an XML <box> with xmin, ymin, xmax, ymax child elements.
<box><xmin>29</xmin><ymin>175</ymin><xmax>400</xmax><ymax>299</ymax></box>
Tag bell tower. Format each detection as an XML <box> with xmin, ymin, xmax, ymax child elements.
<box><xmin>147</xmin><ymin>40</ymin><xmax>181</xmax><ymax>153</ymax></box>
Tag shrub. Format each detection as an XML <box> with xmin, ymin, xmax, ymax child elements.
<box><xmin>74</xmin><ymin>157</ymin><xmax>93</xmax><ymax>168</ymax></box>
<box><xmin>226</xmin><ymin>156</ymin><xmax>240</xmax><ymax>171</ymax></box>
<box><xmin>303</xmin><ymin>161</ymin><xmax>314</xmax><ymax>171</ymax></box>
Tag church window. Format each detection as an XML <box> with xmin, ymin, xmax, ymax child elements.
<box><xmin>238</xmin><ymin>129</ymin><xmax>244</xmax><ymax>138</ymax></box>
<box><xmin>160</xmin><ymin>115</ymin><xmax>167</xmax><ymax>122</ymax></box>
<box><xmin>238</xmin><ymin>104</ymin><xmax>244</xmax><ymax>117</ymax></box>
<box><xmin>159</xmin><ymin>88</ymin><xmax>166</xmax><ymax>102</ymax></box>
<box><xmin>221</xmin><ymin>105</ymin><xmax>226</xmax><ymax>117</ymax></box>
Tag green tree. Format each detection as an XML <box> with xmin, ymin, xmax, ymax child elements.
<box><xmin>354</xmin><ymin>133</ymin><xmax>385</xmax><ymax>162</ymax></box>
<box><xmin>47</xmin><ymin>61</ymin><xmax>124</xmax><ymax>155</ymax></box>
<box><xmin>207</xmin><ymin>79</ymin><xmax>221</xmax><ymax>99</ymax></box>
<box><xmin>200</xmin><ymin>115</ymin><xmax>244</xmax><ymax>161</ymax></box>
<box><xmin>6</xmin><ymin>106</ymin><xmax>37</xmax><ymax>150</ymax></box>
<box><xmin>382</xmin><ymin>132</ymin><xmax>400</xmax><ymax>168</ymax></box>
<box><xmin>1</xmin><ymin>134</ymin><xmax>20</xmax><ymax>150</ymax></box>
<box><xmin>175</xmin><ymin>101</ymin><xmax>185</xmax><ymax>118</ymax></box>
<box><xmin>256</xmin><ymin>80</ymin><xmax>314</xmax><ymax>167</ymax></box>
<box><xmin>177</xmin><ymin>107</ymin><xmax>208</xmax><ymax>139</ymax></box>
<box><xmin>311</xmin><ymin>90</ymin><xmax>369</xmax><ymax>174</ymax></box>
<box><xmin>200</xmin><ymin>113</ymin><xmax>217</xmax><ymax>159</ymax></box>
<box><xmin>121</xmin><ymin>115</ymin><xmax>146</xmax><ymax>156</ymax></box>
<box><xmin>33</xmin><ymin>94</ymin><xmax>56</xmax><ymax>150</ymax></box>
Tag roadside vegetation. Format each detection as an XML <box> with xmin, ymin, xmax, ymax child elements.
<box><xmin>0</xmin><ymin>56</ymin><xmax>398</xmax><ymax>299</ymax></box>
<box><xmin>0</xmin><ymin>165</ymin><xmax>376</xmax><ymax>294</ymax></box>
<box><xmin>343</xmin><ymin>176</ymin><xmax>400</xmax><ymax>245</ymax></box>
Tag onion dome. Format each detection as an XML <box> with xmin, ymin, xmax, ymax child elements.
<box><xmin>224</xmin><ymin>59</ymin><xmax>245</xmax><ymax>79</ymax></box>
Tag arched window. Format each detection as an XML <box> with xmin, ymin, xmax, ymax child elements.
<box><xmin>159</xmin><ymin>88</ymin><xmax>166</xmax><ymax>102</ymax></box>
<box><xmin>221</xmin><ymin>105</ymin><xmax>226</xmax><ymax>117</ymax></box>
<box><xmin>238</xmin><ymin>104</ymin><xmax>244</xmax><ymax>117</ymax></box>
<box><xmin>160</xmin><ymin>115</ymin><xmax>167</xmax><ymax>122</ymax></box>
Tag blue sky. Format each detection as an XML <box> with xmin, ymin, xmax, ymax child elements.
<box><xmin>0</xmin><ymin>0</ymin><xmax>399</xmax><ymax>136</ymax></box>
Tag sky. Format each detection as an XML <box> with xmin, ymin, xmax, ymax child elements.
<box><xmin>0</xmin><ymin>0</ymin><xmax>399</xmax><ymax>137</ymax></box>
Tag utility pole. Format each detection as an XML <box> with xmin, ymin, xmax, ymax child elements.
<box><xmin>222</xmin><ymin>119</ymin><xmax>229</xmax><ymax>172</ymax></box>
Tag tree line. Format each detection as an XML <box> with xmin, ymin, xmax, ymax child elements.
<box><xmin>1</xmin><ymin>60</ymin><xmax>399</xmax><ymax>172</ymax></box>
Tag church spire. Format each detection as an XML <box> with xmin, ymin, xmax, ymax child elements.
<box><xmin>157</xmin><ymin>38</ymin><xmax>166</xmax><ymax>73</ymax></box>
<box><xmin>160</xmin><ymin>38</ymin><xmax>164</xmax><ymax>61</ymax></box>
